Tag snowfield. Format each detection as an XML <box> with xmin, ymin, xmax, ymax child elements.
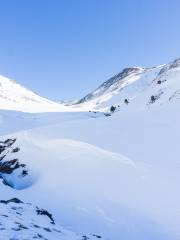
<box><xmin>0</xmin><ymin>58</ymin><xmax>180</xmax><ymax>239</ymax></box>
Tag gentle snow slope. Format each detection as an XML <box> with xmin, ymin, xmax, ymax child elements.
<box><xmin>0</xmin><ymin>75</ymin><xmax>74</xmax><ymax>113</ymax></box>
<box><xmin>1</xmin><ymin>99</ymin><xmax>180</xmax><ymax>239</ymax></box>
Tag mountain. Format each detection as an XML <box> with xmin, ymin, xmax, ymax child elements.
<box><xmin>1</xmin><ymin>58</ymin><xmax>180</xmax><ymax>113</ymax></box>
<box><xmin>0</xmin><ymin>58</ymin><xmax>180</xmax><ymax>239</ymax></box>
<box><xmin>74</xmin><ymin>58</ymin><xmax>180</xmax><ymax>112</ymax></box>
<box><xmin>77</xmin><ymin>67</ymin><xmax>146</xmax><ymax>104</ymax></box>
<box><xmin>0</xmin><ymin>75</ymin><xmax>72</xmax><ymax>113</ymax></box>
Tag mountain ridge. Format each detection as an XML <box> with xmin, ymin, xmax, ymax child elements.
<box><xmin>1</xmin><ymin>58</ymin><xmax>180</xmax><ymax>113</ymax></box>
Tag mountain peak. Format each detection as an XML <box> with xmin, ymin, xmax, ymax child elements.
<box><xmin>73</xmin><ymin>57</ymin><xmax>180</xmax><ymax>111</ymax></box>
<box><xmin>77</xmin><ymin>66</ymin><xmax>145</xmax><ymax>104</ymax></box>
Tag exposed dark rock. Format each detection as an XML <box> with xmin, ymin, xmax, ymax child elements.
<box><xmin>124</xmin><ymin>98</ymin><xmax>129</xmax><ymax>104</ymax></box>
<box><xmin>77</xmin><ymin>67</ymin><xmax>144</xmax><ymax>104</ymax></box>
<box><xmin>82</xmin><ymin>236</ymin><xmax>90</xmax><ymax>240</ymax></box>
<box><xmin>0</xmin><ymin>138</ymin><xmax>29</xmax><ymax>188</ymax></box>
<box><xmin>43</xmin><ymin>227</ymin><xmax>51</xmax><ymax>232</ymax></box>
<box><xmin>149</xmin><ymin>91</ymin><xmax>163</xmax><ymax>104</ymax></box>
<box><xmin>0</xmin><ymin>139</ymin><xmax>23</xmax><ymax>174</ymax></box>
<box><xmin>11</xmin><ymin>227</ymin><xmax>21</xmax><ymax>231</ymax></box>
<box><xmin>110</xmin><ymin>105</ymin><xmax>116</xmax><ymax>112</ymax></box>
<box><xmin>15</xmin><ymin>222</ymin><xmax>29</xmax><ymax>230</ymax></box>
<box><xmin>16</xmin><ymin>212</ymin><xmax>22</xmax><ymax>215</ymax></box>
<box><xmin>22</xmin><ymin>169</ymin><xmax>28</xmax><ymax>176</ymax></box>
<box><xmin>169</xmin><ymin>58</ymin><xmax>180</xmax><ymax>69</ymax></box>
<box><xmin>53</xmin><ymin>228</ymin><xmax>61</xmax><ymax>233</ymax></box>
<box><xmin>92</xmin><ymin>234</ymin><xmax>102</xmax><ymax>238</ymax></box>
<box><xmin>0</xmin><ymin>198</ymin><xmax>23</xmax><ymax>204</ymax></box>
<box><xmin>36</xmin><ymin>208</ymin><xmax>55</xmax><ymax>224</ymax></box>
<box><xmin>0</xmin><ymin>158</ymin><xmax>25</xmax><ymax>174</ymax></box>
<box><xmin>33</xmin><ymin>224</ymin><xmax>41</xmax><ymax>228</ymax></box>
<box><xmin>11</xmin><ymin>147</ymin><xmax>20</xmax><ymax>153</ymax></box>
<box><xmin>150</xmin><ymin>95</ymin><xmax>157</xmax><ymax>103</ymax></box>
<box><xmin>104</xmin><ymin>113</ymin><xmax>111</xmax><ymax>117</ymax></box>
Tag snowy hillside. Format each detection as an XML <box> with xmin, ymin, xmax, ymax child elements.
<box><xmin>1</xmin><ymin>58</ymin><xmax>180</xmax><ymax>114</ymax></box>
<box><xmin>0</xmin><ymin>58</ymin><xmax>180</xmax><ymax>239</ymax></box>
<box><xmin>74</xmin><ymin>58</ymin><xmax>180</xmax><ymax>112</ymax></box>
<box><xmin>0</xmin><ymin>75</ymin><xmax>73</xmax><ymax>113</ymax></box>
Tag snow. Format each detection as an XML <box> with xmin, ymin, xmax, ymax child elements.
<box><xmin>0</xmin><ymin>75</ymin><xmax>80</xmax><ymax>113</ymax></box>
<box><xmin>0</xmin><ymin>58</ymin><xmax>180</xmax><ymax>239</ymax></box>
<box><xmin>73</xmin><ymin>59</ymin><xmax>180</xmax><ymax>111</ymax></box>
<box><xmin>0</xmin><ymin>198</ymin><xmax>102</xmax><ymax>240</ymax></box>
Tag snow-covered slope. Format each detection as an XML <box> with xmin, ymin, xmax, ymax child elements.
<box><xmin>2</xmin><ymin>58</ymin><xmax>180</xmax><ymax>114</ymax></box>
<box><xmin>0</xmin><ymin>75</ymin><xmax>74</xmax><ymax>113</ymax></box>
<box><xmin>1</xmin><ymin>123</ymin><xmax>179</xmax><ymax>240</ymax></box>
<box><xmin>0</xmin><ymin>103</ymin><xmax>180</xmax><ymax>239</ymax></box>
<box><xmin>77</xmin><ymin>67</ymin><xmax>146</xmax><ymax>105</ymax></box>
<box><xmin>0</xmin><ymin>197</ymin><xmax>104</xmax><ymax>240</ymax></box>
<box><xmin>74</xmin><ymin>58</ymin><xmax>180</xmax><ymax>112</ymax></box>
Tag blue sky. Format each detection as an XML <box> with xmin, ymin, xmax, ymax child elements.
<box><xmin>0</xmin><ymin>0</ymin><xmax>180</xmax><ymax>101</ymax></box>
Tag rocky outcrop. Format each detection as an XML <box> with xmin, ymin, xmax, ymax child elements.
<box><xmin>0</xmin><ymin>138</ymin><xmax>29</xmax><ymax>188</ymax></box>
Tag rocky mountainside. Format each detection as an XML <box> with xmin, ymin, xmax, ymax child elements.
<box><xmin>77</xmin><ymin>67</ymin><xmax>146</xmax><ymax>104</ymax></box>
<box><xmin>74</xmin><ymin>58</ymin><xmax>180</xmax><ymax>112</ymax></box>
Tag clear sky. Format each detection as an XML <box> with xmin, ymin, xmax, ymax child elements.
<box><xmin>0</xmin><ymin>0</ymin><xmax>180</xmax><ymax>101</ymax></box>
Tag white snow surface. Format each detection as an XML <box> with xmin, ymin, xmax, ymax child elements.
<box><xmin>0</xmin><ymin>199</ymin><xmax>79</xmax><ymax>240</ymax></box>
<box><xmin>0</xmin><ymin>75</ymin><xmax>76</xmax><ymax>113</ymax></box>
<box><xmin>0</xmin><ymin>58</ymin><xmax>180</xmax><ymax>239</ymax></box>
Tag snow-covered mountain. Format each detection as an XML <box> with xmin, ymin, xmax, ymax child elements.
<box><xmin>74</xmin><ymin>58</ymin><xmax>180</xmax><ymax>112</ymax></box>
<box><xmin>1</xmin><ymin>58</ymin><xmax>180</xmax><ymax>114</ymax></box>
<box><xmin>0</xmin><ymin>75</ymin><xmax>73</xmax><ymax>113</ymax></box>
<box><xmin>0</xmin><ymin>58</ymin><xmax>180</xmax><ymax>239</ymax></box>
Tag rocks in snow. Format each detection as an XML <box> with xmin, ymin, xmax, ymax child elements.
<box><xmin>0</xmin><ymin>138</ymin><xmax>29</xmax><ymax>189</ymax></box>
<box><xmin>0</xmin><ymin>198</ymin><xmax>103</xmax><ymax>240</ymax></box>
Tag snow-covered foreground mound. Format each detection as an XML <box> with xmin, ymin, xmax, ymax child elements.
<box><xmin>0</xmin><ymin>132</ymin><xmax>141</xmax><ymax>239</ymax></box>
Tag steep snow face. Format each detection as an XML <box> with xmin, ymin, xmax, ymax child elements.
<box><xmin>0</xmin><ymin>75</ymin><xmax>74</xmax><ymax>113</ymax></box>
<box><xmin>73</xmin><ymin>58</ymin><xmax>180</xmax><ymax>111</ymax></box>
